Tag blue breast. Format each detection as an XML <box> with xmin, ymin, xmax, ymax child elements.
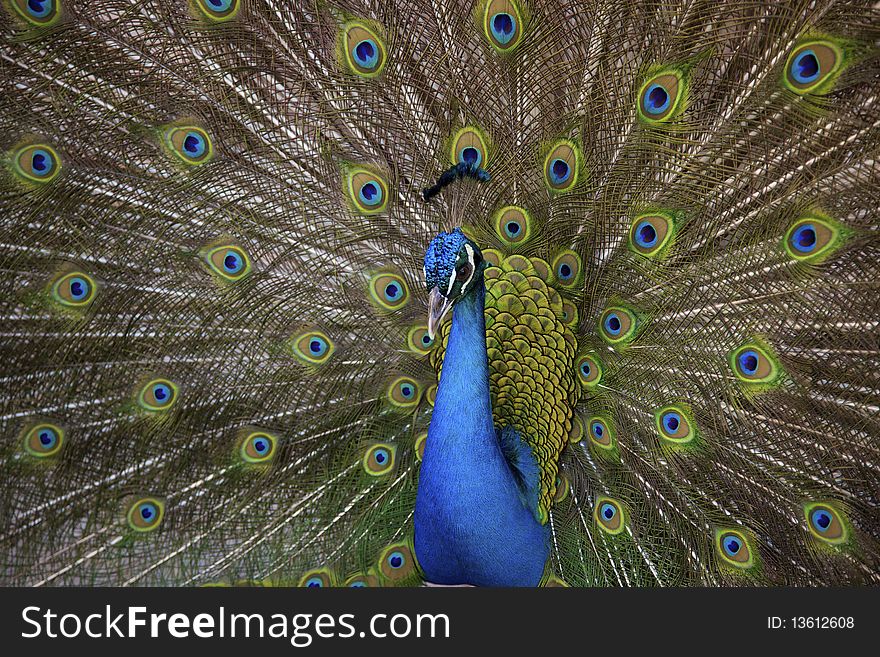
<box><xmin>413</xmin><ymin>284</ymin><xmax>549</xmax><ymax>586</ymax></box>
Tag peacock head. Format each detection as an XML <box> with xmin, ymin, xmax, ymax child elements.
<box><xmin>423</xmin><ymin>228</ymin><xmax>485</xmax><ymax>339</ymax></box>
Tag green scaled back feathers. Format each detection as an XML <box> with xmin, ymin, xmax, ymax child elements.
<box><xmin>0</xmin><ymin>0</ymin><xmax>878</xmax><ymax>587</ymax></box>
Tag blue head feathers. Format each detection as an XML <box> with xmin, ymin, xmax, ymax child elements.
<box><xmin>424</xmin><ymin>228</ymin><xmax>470</xmax><ymax>293</ymax></box>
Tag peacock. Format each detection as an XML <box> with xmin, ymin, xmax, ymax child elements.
<box><xmin>1</xmin><ymin>0</ymin><xmax>879</xmax><ymax>588</ymax></box>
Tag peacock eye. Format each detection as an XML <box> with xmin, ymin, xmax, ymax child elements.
<box><xmin>164</xmin><ymin>126</ymin><xmax>213</xmax><ymax>165</ymax></box>
<box><xmin>483</xmin><ymin>0</ymin><xmax>524</xmax><ymax>52</ymax></box>
<box><xmin>240</xmin><ymin>431</ymin><xmax>277</xmax><ymax>464</ymax></box>
<box><xmin>456</xmin><ymin>263</ymin><xmax>472</xmax><ymax>282</ymax></box>
<box><xmin>126</xmin><ymin>497</ymin><xmax>165</xmax><ymax>532</ymax></box>
<box><xmin>342</xmin><ymin>22</ymin><xmax>387</xmax><ymax>77</ymax></box>
<box><xmin>195</xmin><ymin>0</ymin><xmax>239</xmax><ymax>22</ymax></box>
<box><xmin>11</xmin><ymin>0</ymin><xmax>59</xmax><ymax>25</ymax></box>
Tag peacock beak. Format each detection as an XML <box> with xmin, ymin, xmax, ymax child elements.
<box><xmin>427</xmin><ymin>287</ymin><xmax>454</xmax><ymax>340</ymax></box>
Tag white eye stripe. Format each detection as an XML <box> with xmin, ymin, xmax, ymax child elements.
<box><xmin>459</xmin><ymin>244</ymin><xmax>476</xmax><ymax>295</ymax></box>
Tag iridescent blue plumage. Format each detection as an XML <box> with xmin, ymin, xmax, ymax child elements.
<box><xmin>415</xmin><ymin>232</ymin><xmax>549</xmax><ymax>586</ymax></box>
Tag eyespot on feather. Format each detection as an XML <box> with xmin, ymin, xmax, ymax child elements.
<box><xmin>783</xmin><ymin>215</ymin><xmax>846</xmax><ymax>264</ymax></box>
<box><xmin>344</xmin><ymin>167</ymin><xmax>389</xmax><ymax>214</ymax></box>
<box><xmin>783</xmin><ymin>39</ymin><xmax>846</xmax><ymax>95</ymax></box>
<box><xmin>714</xmin><ymin>528</ymin><xmax>757</xmax><ymax>569</ymax></box>
<box><xmin>341</xmin><ymin>21</ymin><xmax>387</xmax><ymax>77</ymax></box>
<box><xmin>543</xmin><ymin>140</ymin><xmax>580</xmax><ymax>192</ymax></box>
<box><xmin>449</xmin><ymin>126</ymin><xmax>489</xmax><ymax>168</ymax></box>
<box><xmin>51</xmin><ymin>272</ymin><xmax>96</xmax><ymax>307</ymax></box>
<box><xmin>576</xmin><ymin>353</ymin><xmax>602</xmax><ymax>389</ymax></box>
<box><xmin>629</xmin><ymin>212</ymin><xmax>675</xmax><ymax>258</ymax></box>
<box><xmin>729</xmin><ymin>340</ymin><xmax>783</xmax><ymax>390</ymax></box>
<box><xmin>407</xmin><ymin>324</ymin><xmax>434</xmax><ymax>355</ymax></box>
<box><xmin>654</xmin><ymin>404</ymin><xmax>696</xmax><ymax>446</ymax></box>
<box><xmin>551</xmin><ymin>250</ymin><xmax>582</xmax><ymax>288</ymax></box>
<box><xmin>137</xmin><ymin>378</ymin><xmax>179</xmax><ymax>411</ymax></box>
<box><xmin>595</xmin><ymin>496</ymin><xmax>626</xmax><ymax>535</ymax></box>
<box><xmin>239</xmin><ymin>431</ymin><xmax>277</xmax><ymax>464</ymax></box>
<box><xmin>414</xmin><ymin>431</ymin><xmax>427</xmax><ymax>461</ymax></box>
<box><xmin>588</xmin><ymin>416</ymin><xmax>615</xmax><ymax>451</ymax></box>
<box><xmin>482</xmin><ymin>0</ymin><xmax>524</xmax><ymax>53</ymax></box>
<box><xmin>163</xmin><ymin>125</ymin><xmax>213</xmax><ymax>165</ymax></box>
<box><xmin>493</xmin><ymin>206</ymin><xmax>533</xmax><ymax>247</ymax></box>
<box><xmin>192</xmin><ymin>0</ymin><xmax>239</xmax><ymax>21</ymax></box>
<box><xmin>203</xmin><ymin>245</ymin><xmax>251</xmax><ymax>281</ymax></box>
<box><xmin>387</xmin><ymin>376</ymin><xmax>421</xmax><ymax>408</ymax></box>
<box><xmin>363</xmin><ymin>443</ymin><xmax>395</xmax><ymax>476</ymax></box>
<box><xmin>378</xmin><ymin>542</ymin><xmax>417</xmax><ymax>582</ymax></box>
<box><xmin>369</xmin><ymin>272</ymin><xmax>409</xmax><ymax>311</ymax></box>
<box><xmin>298</xmin><ymin>568</ymin><xmax>335</xmax><ymax>588</ymax></box>
<box><xmin>126</xmin><ymin>497</ymin><xmax>165</xmax><ymax>532</ymax></box>
<box><xmin>12</xmin><ymin>143</ymin><xmax>61</xmax><ymax>183</ymax></box>
<box><xmin>638</xmin><ymin>69</ymin><xmax>686</xmax><ymax>123</ymax></box>
<box><xmin>9</xmin><ymin>0</ymin><xmax>60</xmax><ymax>26</ymax></box>
<box><xmin>290</xmin><ymin>330</ymin><xmax>335</xmax><ymax>366</ymax></box>
<box><xmin>803</xmin><ymin>502</ymin><xmax>849</xmax><ymax>545</ymax></box>
<box><xmin>599</xmin><ymin>305</ymin><xmax>639</xmax><ymax>346</ymax></box>
<box><xmin>344</xmin><ymin>572</ymin><xmax>380</xmax><ymax>587</ymax></box>
<box><xmin>22</xmin><ymin>422</ymin><xmax>64</xmax><ymax>458</ymax></box>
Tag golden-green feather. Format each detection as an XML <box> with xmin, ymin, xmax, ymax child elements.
<box><xmin>0</xmin><ymin>0</ymin><xmax>878</xmax><ymax>586</ymax></box>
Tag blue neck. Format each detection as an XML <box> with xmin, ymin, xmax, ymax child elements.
<box><xmin>429</xmin><ymin>282</ymin><xmax>497</xmax><ymax>455</ymax></box>
<box><xmin>414</xmin><ymin>279</ymin><xmax>549</xmax><ymax>586</ymax></box>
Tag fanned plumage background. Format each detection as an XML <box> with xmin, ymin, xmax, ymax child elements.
<box><xmin>1</xmin><ymin>0</ymin><xmax>879</xmax><ymax>586</ymax></box>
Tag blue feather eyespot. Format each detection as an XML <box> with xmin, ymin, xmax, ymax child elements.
<box><xmin>345</xmin><ymin>167</ymin><xmax>389</xmax><ymax>214</ymax></box>
<box><xmin>51</xmin><ymin>271</ymin><xmax>96</xmax><ymax>307</ymax></box>
<box><xmin>576</xmin><ymin>353</ymin><xmax>602</xmax><ymax>389</ymax></box>
<box><xmin>378</xmin><ymin>542</ymin><xmax>416</xmax><ymax>582</ymax></box>
<box><xmin>291</xmin><ymin>329</ymin><xmax>335</xmax><ymax>365</ymax></box>
<box><xmin>588</xmin><ymin>417</ymin><xmax>614</xmax><ymax>450</ymax></box>
<box><xmin>803</xmin><ymin>502</ymin><xmax>848</xmax><ymax>545</ymax></box>
<box><xmin>791</xmin><ymin>223</ymin><xmax>817</xmax><ymax>252</ymax></box>
<box><xmin>599</xmin><ymin>305</ymin><xmax>638</xmax><ymax>346</ymax></box>
<box><xmin>637</xmin><ymin>70</ymin><xmax>685</xmax><ymax>123</ymax></box>
<box><xmin>407</xmin><ymin>325</ymin><xmax>434</xmax><ymax>355</ymax></box>
<box><xmin>594</xmin><ymin>497</ymin><xmax>625</xmax><ymax>534</ymax></box>
<box><xmin>164</xmin><ymin>125</ymin><xmax>213</xmax><ymax>165</ymax></box>
<box><xmin>10</xmin><ymin>0</ymin><xmax>59</xmax><ymax>25</ymax></box>
<box><xmin>493</xmin><ymin>205</ymin><xmax>533</xmax><ymax>247</ymax></box>
<box><xmin>643</xmin><ymin>84</ymin><xmax>670</xmax><ymax>114</ymax></box>
<box><xmin>344</xmin><ymin>572</ymin><xmax>379</xmax><ymax>587</ymax></box>
<box><xmin>193</xmin><ymin>0</ymin><xmax>239</xmax><ymax>21</ymax></box>
<box><xmin>551</xmin><ymin>250</ymin><xmax>582</xmax><ymax>288</ymax></box>
<box><xmin>783</xmin><ymin>41</ymin><xmax>844</xmax><ymax>94</ymax></box>
<box><xmin>342</xmin><ymin>22</ymin><xmax>386</xmax><ymax>77</ymax></box>
<box><xmin>13</xmin><ymin>144</ymin><xmax>61</xmax><ymax>183</ymax></box>
<box><xmin>483</xmin><ymin>0</ymin><xmax>523</xmax><ymax>52</ymax></box>
<box><xmin>137</xmin><ymin>378</ymin><xmax>179</xmax><ymax>412</ymax></box>
<box><xmin>298</xmin><ymin>568</ymin><xmax>334</xmax><ymax>588</ymax></box>
<box><xmin>543</xmin><ymin>140</ymin><xmax>580</xmax><ymax>192</ymax></box>
<box><xmin>363</xmin><ymin>443</ymin><xmax>395</xmax><ymax>476</ymax></box>
<box><xmin>628</xmin><ymin>212</ymin><xmax>676</xmax><ymax>258</ymax></box>
<box><xmin>449</xmin><ymin>126</ymin><xmax>489</xmax><ymax>169</ymax></box>
<box><xmin>715</xmin><ymin>528</ymin><xmax>755</xmax><ymax>569</ymax></box>
<box><xmin>204</xmin><ymin>244</ymin><xmax>251</xmax><ymax>281</ymax></box>
<box><xmin>654</xmin><ymin>405</ymin><xmax>696</xmax><ymax>446</ymax></box>
<box><xmin>729</xmin><ymin>341</ymin><xmax>781</xmax><ymax>387</ymax></box>
<box><xmin>239</xmin><ymin>431</ymin><xmax>277</xmax><ymax>464</ymax></box>
<box><xmin>22</xmin><ymin>422</ymin><xmax>64</xmax><ymax>458</ymax></box>
<box><xmin>387</xmin><ymin>376</ymin><xmax>421</xmax><ymax>408</ymax></box>
<box><xmin>783</xmin><ymin>216</ymin><xmax>844</xmax><ymax>263</ymax></box>
<box><xmin>792</xmin><ymin>50</ymin><xmax>820</xmax><ymax>84</ymax></box>
<box><xmin>369</xmin><ymin>272</ymin><xmax>409</xmax><ymax>311</ymax></box>
<box><xmin>126</xmin><ymin>497</ymin><xmax>165</xmax><ymax>532</ymax></box>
